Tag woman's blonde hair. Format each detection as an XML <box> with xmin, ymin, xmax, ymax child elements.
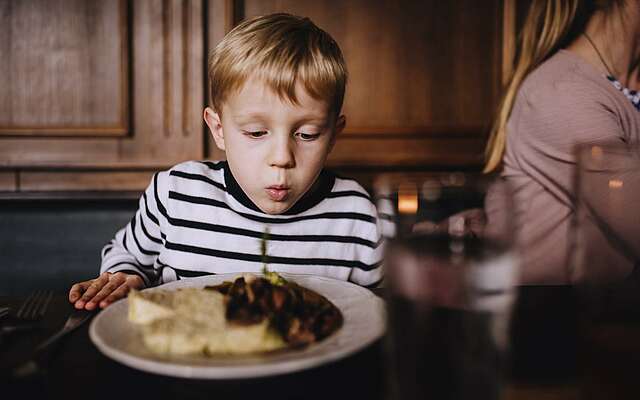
<box><xmin>484</xmin><ymin>0</ymin><xmax>620</xmax><ymax>173</ymax></box>
<box><xmin>208</xmin><ymin>13</ymin><xmax>347</xmax><ymax>117</ymax></box>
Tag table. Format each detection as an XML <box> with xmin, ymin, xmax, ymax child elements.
<box><xmin>1</xmin><ymin>289</ymin><xmax>635</xmax><ymax>400</ymax></box>
<box><xmin>1</xmin><ymin>293</ymin><xmax>386</xmax><ymax>400</ymax></box>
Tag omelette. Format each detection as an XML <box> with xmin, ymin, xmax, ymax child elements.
<box><xmin>128</xmin><ymin>273</ymin><xmax>342</xmax><ymax>356</ymax></box>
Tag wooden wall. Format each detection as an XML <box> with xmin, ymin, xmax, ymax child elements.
<box><xmin>0</xmin><ymin>0</ymin><xmax>519</xmax><ymax>195</ymax></box>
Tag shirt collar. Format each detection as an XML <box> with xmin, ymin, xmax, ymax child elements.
<box><xmin>222</xmin><ymin>162</ymin><xmax>336</xmax><ymax>215</ymax></box>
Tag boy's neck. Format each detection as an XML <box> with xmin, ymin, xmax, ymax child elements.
<box><xmin>222</xmin><ymin>162</ymin><xmax>335</xmax><ymax>215</ymax></box>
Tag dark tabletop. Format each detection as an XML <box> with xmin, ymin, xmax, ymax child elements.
<box><xmin>0</xmin><ymin>293</ymin><xmax>385</xmax><ymax>400</ymax></box>
<box><xmin>2</xmin><ymin>287</ymin><xmax>639</xmax><ymax>400</ymax></box>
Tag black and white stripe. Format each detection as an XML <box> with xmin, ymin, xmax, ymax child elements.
<box><xmin>101</xmin><ymin>161</ymin><xmax>385</xmax><ymax>287</ymax></box>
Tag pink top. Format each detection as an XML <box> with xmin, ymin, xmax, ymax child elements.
<box><xmin>499</xmin><ymin>50</ymin><xmax>640</xmax><ymax>284</ymax></box>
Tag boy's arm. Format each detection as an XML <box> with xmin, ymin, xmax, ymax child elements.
<box><xmin>349</xmin><ymin>236</ymin><xmax>385</xmax><ymax>288</ymax></box>
<box><xmin>348</xmin><ymin>202</ymin><xmax>389</xmax><ymax>288</ymax></box>
<box><xmin>69</xmin><ymin>172</ymin><xmax>168</xmax><ymax>309</ymax></box>
<box><xmin>100</xmin><ymin>172</ymin><xmax>167</xmax><ymax>286</ymax></box>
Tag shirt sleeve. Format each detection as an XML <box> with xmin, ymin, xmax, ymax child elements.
<box><xmin>348</xmin><ymin>200</ymin><xmax>388</xmax><ymax>288</ymax></box>
<box><xmin>100</xmin><ymin>172</ymin><xmax>169</xmax><ymax>287</ymax></box>
<box><xmin>510</xmin><ymin>79</ymin><xmax>624</xmax><ymax>208</ymax></box>
<box><xmin>505</xmin><ymin>79</ymin><xmax>637</xmax><ymax>280</ymax></box>
<box><xmin>574</xmin><ymin>155</ymin><xmax>640</xmax><ymax>280</ymax></box>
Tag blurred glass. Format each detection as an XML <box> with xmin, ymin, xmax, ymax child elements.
<box><xmin>570</xmin><ymin>142</ymin><xmax>640</xmax><ymax>399</ymax></box>
<box><xmin>571</xmin><ymin>142</ymin><xmax>640</xmax><ymax>283</ymax></box>
<box><xmin>376</xmin><ymin>173</ymin><xmax>519</xmax><ymax>400</ymax></box>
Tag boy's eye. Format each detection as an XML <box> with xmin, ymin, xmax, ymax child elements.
<box><xmin>295</xmin><ymin>132</ymin><xmax>320</xmax><ymax>141</ymax></box>
<box><xmin>245</xmin><ymin>131</ymin><xmax>267</xmax><ymax>138</ymax></box>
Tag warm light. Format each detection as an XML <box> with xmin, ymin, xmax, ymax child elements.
<box><xmin>398</xmin><ymin>184</ymin><xmax>418</xmax><ymax>214</ymax></box>
<box><xmin>591</xmin><ymin>146</ymin><xmax>603</xmax><ymax>160</ymax></box>
<box><xmin>609</xmin><ymin>179</ymin><xmax>623</xmax><ymax>189</ymax></box>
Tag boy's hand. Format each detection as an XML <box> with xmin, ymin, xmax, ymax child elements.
<box><xmin>68</xmin><ymin>272</ymin><xmax>144</xmax><ymax>310</ymax></box>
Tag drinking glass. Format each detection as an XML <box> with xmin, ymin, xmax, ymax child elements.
<box><xmin>571</xmin><ymin>142</ymin><xmax>640</xmax><ymax>283</ymax></box>
<box><xmin>376</xmin><ymin>173</ymin><xmax>519</xmax><ymax>400</ymax></box>
<box><xmin>570</xmin><ymin>142</ymin><xmax>640</xmax><ymax>399</ymax></box>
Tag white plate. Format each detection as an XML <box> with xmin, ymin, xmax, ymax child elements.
<box><xmin>89</xmin><ymin>273</ymin><xmax>386</xmax><ymax>379</ymax></box>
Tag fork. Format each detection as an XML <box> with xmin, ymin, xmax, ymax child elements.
<box><xmin>32</xmin><ymin>309</ymin><xmax>93</xmax><ymax>354</ymax></box>
<box><xmin>12</xmin><ymin>309</ymin><xmax>94</xmax><ymax>378</ymax></box>
<box><xmin>15</xmin><ymin>290</ymin><xmax>53</xmax><ymax>321</ymax></box>
<box><xmin>1</xmin><ymin>291</ymin><xmax>52</xmax><ymax>345</ymax></box>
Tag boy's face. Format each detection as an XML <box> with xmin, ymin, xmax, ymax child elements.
<box><xmin>204</xmin><ymin>77</ymin><xmax>345</xmax><ymax>215</ymax></box>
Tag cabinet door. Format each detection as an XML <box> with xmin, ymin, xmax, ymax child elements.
<box><xmin>0</xmin><ymin>0</ymin><xmax>204</xmax><ymax>190</ymax></box>
<box><xmin>206</xmin><ymin>0</ymin><xmax>504</xmax><ymax>168</ymax></box>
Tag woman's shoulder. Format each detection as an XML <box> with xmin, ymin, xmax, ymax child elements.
<box><xmin>507</xmin><ymin>51</ymin><xmax>629</xmax><ymax>154</ymax></box>
<box><xmin>520</xmin><ymin>50</ymin><xmax>613</xmax><ymax>103</ymax></box>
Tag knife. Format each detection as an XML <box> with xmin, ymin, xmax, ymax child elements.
<box><xmin>12</xmin><ymin>309</ymin><xmax>94</xmax><ymax>378</ymax></box>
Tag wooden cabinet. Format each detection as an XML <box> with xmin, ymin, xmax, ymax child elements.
<box><xmin>0</xmin><ymin>0</ymin><xmax>516</xmax><ymax>194</ymax></box>
<box><xmin>0</xmin><ymin>0</ymin><xmax>204</xmax><ymax>191</ymax></box>
<box><xmin>207</xmin><ymin>0</ymin><xmax>504</xmax><ymax>168</ymax></box>
<box><xmin>1</xmin><ymin>0</ymin><xmax>128</xmax><ymax>137</ymax></box>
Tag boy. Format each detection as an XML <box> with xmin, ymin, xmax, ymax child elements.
<box><xmin>69</xmin><ymin>13</ymin><xmax>383</xmax><ymax>310</ymax></box>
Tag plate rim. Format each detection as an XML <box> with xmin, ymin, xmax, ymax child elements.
<box><xmin>89</xmin><ymin>272</ymin><xmax>386</xmax><ymax>379</ymax></box>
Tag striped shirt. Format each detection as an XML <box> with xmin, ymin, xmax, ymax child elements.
<box><xmin>101</xmin><ymin>160</ymin><xmax>384</xmax><ymax>287</ymax></box>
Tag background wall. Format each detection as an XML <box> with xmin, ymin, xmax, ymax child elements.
<box><xmin>0</xmin><ymin>0</ymin><xmax>524</xmax><ymax>195</ymax></box>
<box><xmin>0</xmin><ymin>198</ymin><xmax>137</xmax><ymax>295</ymax></box>
<box><xmin>0</xmin><ymin>0</ymin><xmax>531</xmax><ymax>294</ymax></box>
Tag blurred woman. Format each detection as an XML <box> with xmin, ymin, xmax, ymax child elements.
<box><xmin>485</xmin><ymin>0</ymin><xmax>640</xmax><ymax>283</ymax></box>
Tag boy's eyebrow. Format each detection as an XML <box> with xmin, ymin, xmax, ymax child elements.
<box><xmin>296</xmin><ymin>116</ymin><xmax>330</xmax><ymax>126</ymax></box>
<box><xmin>232</xmin><ymin>112</ymin><xmax>269</xmax><ymax>121</ymax></box>
<box><xmin>232</xmin><ymin>113</ymin><xmax>330</xmax><ymax>125</ymax></box>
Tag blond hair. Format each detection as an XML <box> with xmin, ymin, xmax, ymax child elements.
<box><xmin>484</xmin><ymin>0</ymin><xmax>620</xmax><ymax>173</ymax></box>
<box><xmin>208</xmin><ymin>13</ymin><xmax>347</xmax><ymax>117</ymax></box>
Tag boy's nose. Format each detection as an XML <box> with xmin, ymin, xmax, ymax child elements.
<box><xmin>268</xmin><ymin>136</ymin><xmax>296</xmax><ymax>169</ymax></box>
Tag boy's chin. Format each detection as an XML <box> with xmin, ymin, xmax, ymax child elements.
<box><xmin>256</xmin><ymin>200</ymin><xmax>294</xmax><ymax>215</ymax></box>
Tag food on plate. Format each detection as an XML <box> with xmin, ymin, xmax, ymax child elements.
<box><xmin>128</xmin><ymin>273</ymin><xmax>343</xmax><ymax>356</ymax></box>
<box><xmin>128</xmin><ymin>285</ymin><xmax>285</xmax><ymax>355</ymax></box>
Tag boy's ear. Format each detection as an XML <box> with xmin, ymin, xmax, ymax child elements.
<box><xmin>203</xmin><ymin>107</ymin><xmax>225</xmax><ymax>151</ymax></box>
<box><xmin>329</xmin><ymin>114</ymin><xmax>346</xmax><ymax>151</ymax></box>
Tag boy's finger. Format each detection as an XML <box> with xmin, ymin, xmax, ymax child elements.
<box><xmin>68</xmin><ymin>281</ymin><xmax>91</xmax><ymax>302</ymax></box>
<box><xmin>85</xmin><ymin>279</ymin><xmax>124</xmax><ymax>310</ymax></box>
<box><xmin>79</xmin><ymin>272</ymin><xmax>111</xmax><ymax>303</ymax></box>
<box><xmin>99</xmin><ymin>283</ymin><xmax>132</xmax><ymax>308</ymax></box>
<box><xmin>85</xmin><ymin>273</ymin><xmax>126</xmax><ymax>309</ymax></box>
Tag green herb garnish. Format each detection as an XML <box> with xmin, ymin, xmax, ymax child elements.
<box><xmin>260</xmin><ymin>227</ymin><xmax>287</xmax><ymax>286</ymax></box>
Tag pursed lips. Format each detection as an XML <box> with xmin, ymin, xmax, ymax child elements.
<box><xmin>265</xmin><ymin>185</ymin><xmax>290</xmax><ymax>201</ymax></box>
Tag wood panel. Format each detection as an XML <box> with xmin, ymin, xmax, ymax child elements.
<box><xmin>328</xmin><ymin>136</ymin><xmax>486</xmax><ymax>167</ymax></box>
<box><xmin>0</xmin><ymin>0</ymin><xmax>204</xmax><ymax>167</ymax></box>
<box><xmin>0</xmin><ymin>172</ymin><xmax>17</xmax><ymax>191</ymax></box>
<box><xmin>0</xmin><ymin>0</ymin><xmax>514</xmax><ymax>195</ymax></box>
<box><xmin>0</xmin><ymin>0</ymin><xmax>128</xmax><ymax>136</ymax></box>
<box><xmin>20</xmin><ymin>171</ymin><xmax>155</xmax><ymax>191</ymax></box>
<box><xmin>205</xmin><ymin>0</ymin><xmax>504</xmax><ymax>168</ymax></box>
<box><xmin>242</xmin><ymin>0</ymin><xmax>502</xmax><ymax>135</ymax></box>
<box><xmin>205</xmin><ymin>0</ymin><xmax>234</xmax><ymax>162</ymax></box>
